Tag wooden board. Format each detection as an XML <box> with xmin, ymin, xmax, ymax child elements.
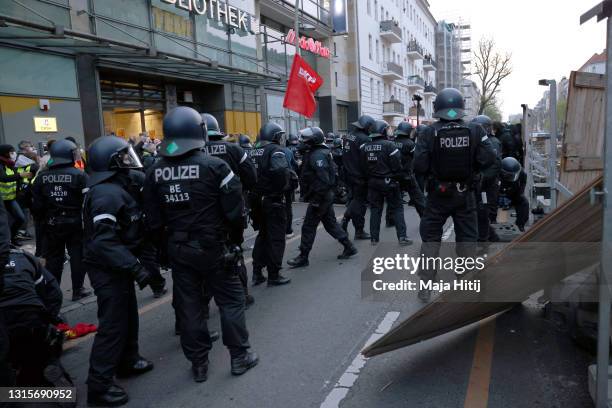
<box><xmin>362</xmin><ymin>176</ymin><xmax>603</xmax><ymax>357</ymax></box>
<box><xmin>559</xmin><ymin>71</ymin><xmax>605</xmax><ymax>203</ymax></box>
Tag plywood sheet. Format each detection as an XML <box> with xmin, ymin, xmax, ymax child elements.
<box><xmin>362</xmin><ymin>177</ymin><xmax>603</xmax><ymax>357</ymax></box>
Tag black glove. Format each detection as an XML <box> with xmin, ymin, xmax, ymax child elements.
<box><xmin>131</xmin><ymin>263</ymin><xmax>151</xmax><ymax>290</ymax></box>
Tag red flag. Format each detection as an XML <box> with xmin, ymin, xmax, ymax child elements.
<box><xmin>283</xmin><ymin>54</ymin><xmax>324</xmax><ymax>118</ymax></box>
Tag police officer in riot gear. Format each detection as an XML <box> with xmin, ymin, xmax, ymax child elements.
<box><xmin>238</xmin><ymin>134</ymin><xmax>253</xmax><ymax>151</ymax></box>
<box><xmin>31</xmin><ymin>139</ymin><xmax>91</xmax><ymax>301</ymax></box>
<box><xmin>393</xmin><ymin>121</ymin><xmax>426</xmax><ymax>217</ymax></box>
<box><xmin>144</xmin><ymin>107</ymin><xmax>257</xmax><ymax>383</ymax></box>
<box><xmin>414</xmin><ymin>88</ymin><xmax>496</xmax><ymax>301</ymax></box>
<box><xmin>472</xmin><ymin>115</ymin><xmax>502</xmax><ymax>242</ymax></box>
<box><xmin>84</xmin><ymin>136</ymin><xmax>154</xmax><ymax>406</ymax></box>
<box><xmin>202</xmin><ymin>113</ymin><xmax>257</xmax><ymax>304</ymax></box>
<box><xmin>0</xmin><ymin>201</ymin><xmax>12</xmax><ymax>387</ymax></box>
<box><xmin>340</xmin><ymin>115</ymin><xmax>373</xmax><ymax>240</ymax></box>
<box><xmin>361</xmin><ymin>120</ymin><xmax>412</xmax><ymax>246</ymax></box>
<box><xmin>249</xmin><ymin>123</ymin><xmax>292</xmax><ymax>286</ymax></box>
<box><xmin>202</xmin><ymin>113</ymin><xmax>257</xmax><ymax>192</ymax></box>
<box><xmin>287</xmin><ymin>127</ymin><xmax>357</xmax><ymax>268</ymax></box>
<box><xmin>499</xmin><ymin>157</ymin><xmax>529</xmax><ymax>231</ymax></box>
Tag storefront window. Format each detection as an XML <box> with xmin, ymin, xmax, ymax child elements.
<box><xmin>100</xmin><ymin>79</ymin><xmax>166</xmax><ymax>139</ymax></box>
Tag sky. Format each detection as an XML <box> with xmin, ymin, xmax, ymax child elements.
<box><xmin>429</xmin><ymin>0</ymin><xmax>607</xmax><ymax>120</ymax></box>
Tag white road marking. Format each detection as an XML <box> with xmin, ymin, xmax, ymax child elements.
<box><xmin>320</xmin><ymin>311</ymin><xmax>401</xmax><ymax>408</ymax></box>
<box><xmin>442</xmin><ymin>222</ymin><xmax>455</xmax><ymax>241</ymax></box>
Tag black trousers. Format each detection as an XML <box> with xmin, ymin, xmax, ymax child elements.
<box><xmin>3</xmin><ymin>309</ymin><xmax>50</xmax><ymax>386</ymax></box>
<box><xmin>404</xmin><ymin>174</ymin><xmax>426</xmax><ymax>217</ymax></box>
<box><xmin>87</xmin><ymin>266</ymin><xmax>140</xmax><ymax>393</ymax></box>
<box><xmin>43</xmin><ymin>223</ymin><xmax>86</xmax><ymax>291</ymax></box>
<box><xmin>252</xmin><ymin>197</ymin><xmax>286</xmax><ymax>275</ymax></box>
<box><xmin>284</xmin><ymin>190</ymin><xmax>294</xmax><ymax>234</ymax></box>
<box><xmin>509</xmin><ymin>194</ymin><xmax>530</xmax><ymax>229</ymax></box>
<box><xmin>419</xmin><ymin>189</ymin><xmax>478</xmax><ymax>280</ymax></box>
<box><xmin>169</xmin><ymin>240</ymin><xmax>249</xmax><ymax>365</ymax></box>
<box><xmin>368</xmin><ymin>180</ymin><xmax>406</xmax><ymax>241</ymax></box>
<box><xmin>343</xmin><ymin>178</ymin><xmax>368</xmax><ymax>231</ymax></box>
<box><xmin>0</xmin><ymin>311</ymin><xmax>13</xmax><ymax>386</ymax></box>
<box><xmin>299</xmin><ymin>195</ymin><xmax>347</xmax><ymax>256</ymax></box>
<box><xmin>477</xmin><ymin>177</ymin><xmax>500</xmax><ymax>242</ymax></box>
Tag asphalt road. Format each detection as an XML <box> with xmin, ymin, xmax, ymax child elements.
<box><xmin>50</xmin><ymin>202</ymin><xmax>593</xmax><ymax>408</ymax></box>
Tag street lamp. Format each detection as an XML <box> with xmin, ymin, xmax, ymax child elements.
<box><xmin>539</xmin><ymin>78</ymin><xmax>558</xmax><ymax>210</ymax></box>
<box><xmin>412</xmin><ymin>94</ymin><xmax>423</xmax><ymax>126</ymax></box>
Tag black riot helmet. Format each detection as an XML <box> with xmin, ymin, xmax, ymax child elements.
<box><xmin>48</xmin><ymin>139</ymin><xmax>78</xmax><ymax>168</ymax></box>
<box><xmin>351</xmin><ymin>115</ymin><xmax>376</xmax><ymax>133</ymax></box>
<box><xmin>238</xmin><ymin>134</ymin><xmax>252</xmax><ymax>149</ymax></box>
<box><xmin>300</xmin><ymin>127</ymin><xmax>325</xmax><ymax>146</ymax></box>
<box><xmin>395</xmin><ymin>121</ymin><xmax>414</xmax><ymax>137</ymax></box>
<box><xmin>500</xmin><ymin>157</ymin><xmax>521</xmax><ymax>182</ymax></box>
<box><xmin>333</xmin><ymin>137</ymin><xmax>343</xmax><ymax>149</ymax></box>
<box><xmin>160</xmin><ymin>106</ymin><xmax>207</xmax><ymax>158</ymax></box>
<box><xmin>369</xmin><ymin>120</ymin><xmax>390</xmax><ymax>139</ymax></box>
<box><xmin>201</xmin><ymin>113</ymin><xmax>223</xmax><ymax>140</ymax></box>
<box><xmin>87</xmin><ymin>136</ymin><xmax>143</xmax><ymax>186</ymax></box>
<box><xmin>433</xmin><ymin>88</ymin><xmax>466</xmax><ymax>121</ymax></box>
<box><xmin>325</xmin><ymin>132</ymin><xmax>335</xmax><ymax>143</ymax></box>
<box><xmin>472</xmin><ymin>115</ymin><xmax>493</xmax><ymax>134</ymax></box>
<box><xmin>287</xmin><ymin>134</ymin><xmax>299</xmax><ymax>146</ymax></box>
<box><xmin>258</xmin><ymin>122</ymin><xmax>285</xmax><ymax>145</ymax></box>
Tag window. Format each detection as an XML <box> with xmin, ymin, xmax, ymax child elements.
<box><xmin>334</xmin><ymin>42</ymin><xmax>337</xmax><ymax>57</ymax></box>
<box><xmin>374</xmin><ymin>1</ymin><xmax>378</xmax><ymax>20</ymax></box>
<box><xmin>367</xmin><ymin>0</ymin><xmax>371</xmax><ymax>15</ymax></box>
<box><xmin>370</xmin><ymin>78</ymin><xmax>374</xmax><ymax>103</ymax></box>
<box><xmin>368</xmin><ymin>35</ymin><xmax>373</xmax><ymax>60</ymax></box>
<box><xmin>335</xmin><ymin>71</ymin><xmax>338</xmax><ymax>87</ymax></box>
<box><xmin>377</xmin><ymin>80</ymin><xmax>381</xmax><ymax>104</ymax></box>
<box><xmin>376</xmin><ymin>39</ymin><xmax>379</xmax><ymax>63</ymax></box>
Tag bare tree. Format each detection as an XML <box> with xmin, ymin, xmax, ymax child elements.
<box><xmin>473</xmin><ymin>38</ymin><xmax>512</xmax><ymax>115</ymax></box>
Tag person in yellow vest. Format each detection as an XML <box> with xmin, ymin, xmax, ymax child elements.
<box><xmin>0</xmin><ymin>145</ymin><xmax>32</xmax><ymax>243</ymax></box>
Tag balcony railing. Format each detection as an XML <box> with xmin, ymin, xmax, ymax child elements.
<box><xmin>423</xmin><ymin>56</ymin><xmax>436</xmax><ymax>70</ymax></box>
<box><xmin>424</xmin><ymin>84</ymin><xmax>437</xmax><ymax>94</ymax></box>
<box><xmin>407</xmin><ymin>75</ymin><xmax>425</xmax><ymax>88</ymax></box>
<box><xmin>383</xmin><ymin>100</ymin><xmax>405</xmax><ymax>116</ymax></box>
<box><xmin>407</xmin><ymin>41</ymin><xmax>424</xmax><ymax>59</ymax></box>
<box><xmin>381</xmin><ymin>61</ymin><xmax>403</xmax><ymax>79</ymax></box>
<box><xmin>380</xmin><ymin>20</ymin><xmax>402</xmax><ymax>43</ymax></box>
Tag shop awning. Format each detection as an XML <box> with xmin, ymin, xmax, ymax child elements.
<box><xmin>0</xmin><ymin>14</ymin><xmax>284</xmax><ymax>88</ymax></box>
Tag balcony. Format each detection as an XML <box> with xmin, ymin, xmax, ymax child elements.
<box><xmin>407</xmin><ymin>75</ymin><xmax>425</xmax><ymax>90</ymax></box>
<box><xmin>424</xmin><ymin>83</ymin><xmax>437</xmax><ymax>96</ymax></box>
<box><xmin>380</xmin><ymin>20</ymin><xmax>402</xmax><ymax>43</ymax></box>
<box><xmin>383</xmin><ymin>100</ymin><xmax>405</xmax><ymax>117</ymax></box>
<box><xmin>407</xmin><ymin>41</ymin><xmax>424</xmax><ymax>60</ymax></box>
<box><xmin>381</xmin><ymin>61</ymin><xmax>403</xmax><ymax>81</ymax></box>
<box><xmin>423</xmin><ymin>56</ymin><xmax>436</xmax><ymax>71</ymax></box>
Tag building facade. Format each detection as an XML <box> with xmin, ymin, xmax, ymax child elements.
<box><xmin>435</xmin><ymin>20</ymin><xmax>471</xmax><ymax>91</ymax></box>
<box><xmin>340</xmin><ymin>0</ymin><xmax>437</xmax><ymax>128</ymax></box>
<box><xmin>0</xmin><ymin>0</ymin><xmax>342</xmax><ymax>147</ymax></box>
<box><xmin>462</xmin><ymin>79</ymin><xmax>480</xmax><ymax>119</ymax></box>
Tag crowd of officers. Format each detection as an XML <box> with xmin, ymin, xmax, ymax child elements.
<box><xmin>0</xmin><ymin>87</ymin><xmax>529</xmax><ymax>406</ymax></box>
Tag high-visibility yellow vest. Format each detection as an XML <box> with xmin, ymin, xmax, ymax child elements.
<box><xmin>0</xmin><ymin>167</ymin><xmax>17</xmax><ymax>201</ymax></box>
<box><xmin>17</xmin><ymin>164</ymin><xmax>32</xmax><ymax>185</ymax></box>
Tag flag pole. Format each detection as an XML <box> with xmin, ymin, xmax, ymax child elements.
<box><xmin>294</xmin><ymin>0</ymin><xmax>301</xmax><ymax>56</ymax></box>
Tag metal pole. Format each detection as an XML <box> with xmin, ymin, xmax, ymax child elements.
<box><xmin>294</xmin><ymin>0</ymin><xmax>301</xmax><ymax>56</ymax></box>
<box><xmin>549</xmin><ymin>80</ymin><xmax>558</xmax><ymax>210</ymax></box>
<box><xmin>597</xmin><ymin>8</ymin><xmax>612</xmax><ymax>408</ymax></box>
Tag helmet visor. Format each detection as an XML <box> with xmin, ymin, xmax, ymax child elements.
<box><xmin>501</xmin><ymin>168</ymin><xmax>519</xmax><ymax>183</ymax></box>
<box><xmin>114</xmin><ymin>145</ymin><xmax>143</xmax><ymax>169</ymax></box>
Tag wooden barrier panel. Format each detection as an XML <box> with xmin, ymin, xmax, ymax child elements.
<box><xmin>362</xmin><ymin>176</ymin><xmax>603</xmax><ymax>357</ymax></box>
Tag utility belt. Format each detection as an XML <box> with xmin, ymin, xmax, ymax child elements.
<box><xmin>427</xmin><ymin>179</ymin><xmax>473</xmax><ymax>196</ymax></box>
<box><xmin>261</xmin><ymin>194</ymin><xmax>285</xmax><ymax>203</ymax></box>
<box><xmin>47</xmin><ymin>211</ymin><xmax>81</xmax><ymax>226</ymax></box>
<box><xmin>169</xmin><ymin>229</ymin><xmax>224</xmax><ymax>243</ymax></box>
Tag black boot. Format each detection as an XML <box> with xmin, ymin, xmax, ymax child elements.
<box><xmin>192</xmin><ymin>362</ymin><xmax>208</xmax><ymax>383</ymax></box>
<box><xmin>340</xmin><ymin>217</ymin><xmax>349</xmax><ymax>232</ymax></box>
<box><xmin>267</xmin><ymin>270</ymin><xmax>291</xmax><ymax>286</ymax></box>
<box><xmin>355</xmin><ymin>230</ymin><xmax>371</xmax><ymax>240</ymax></box>
<box><xmin>287</xmin><ymin>253</ymin><xmax>309</xmax><ymax>268</ymax></box>
<box><xmin>72</xmin><ymin>287</ymin><xmax>92</xmax><ymax>302</ymax></box>
<box><xmin>338</xmin><ymin>239</ymin><xmax>358</xmax><ymax>259</ymax></box>
<box><xmin>252</xmin><ymin>268</ymin><xmax>266</xmax><ymax>286</ymax></box>
<box><xmin>245</xmin><ymin>295</ymin><xmax>255</xmax><ymax>308</ymax></box>
<box><xmin>231</xmin><ymin>351</ymin><xmax>259</xmax><ymax>375</ymax></box>
<box><xmin>87</xmin><ymin>384</ymin><xmax>129</xmax><ymax>407</ymax></box>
